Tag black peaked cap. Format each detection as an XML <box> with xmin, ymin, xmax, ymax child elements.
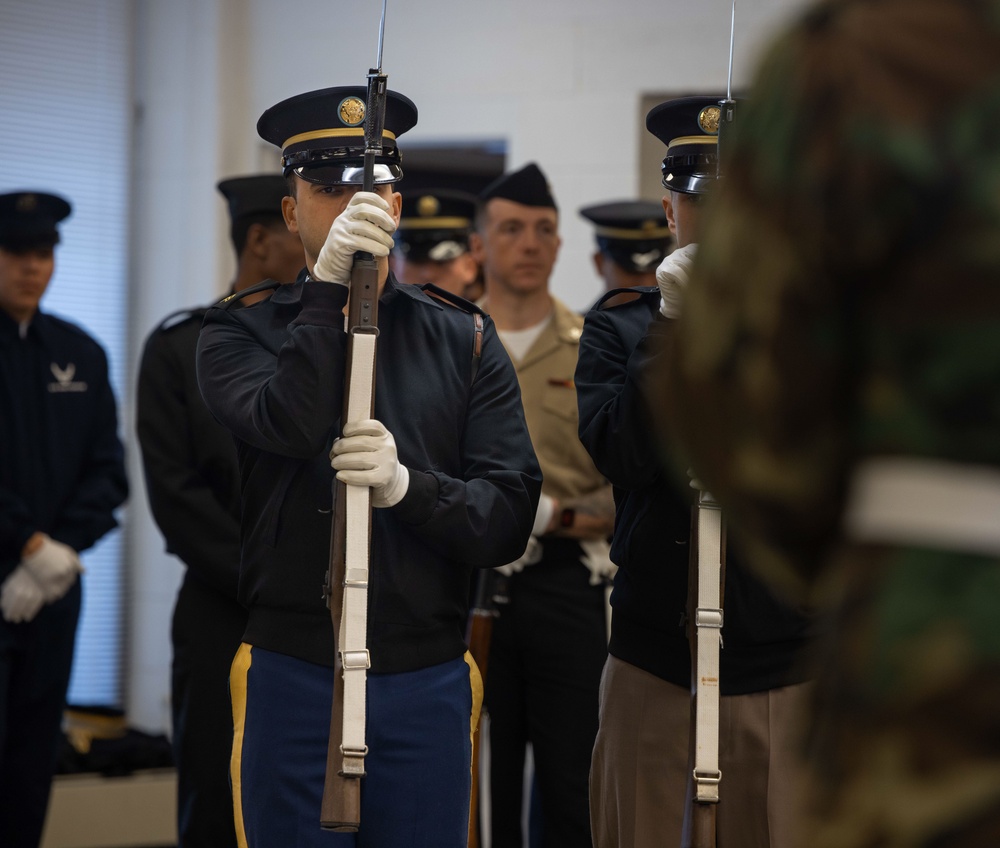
<box><xmin>257</xmin><ymin>86</ymin><xmax>417</xmax><ymax>185</ymax></box>
<box><xmin>0</xmin><ymin>191</ymin><xmax>72</xmax><ymax>250</ymax></box>
<box><xmin>579</xmin><ymin>199</ymin><xmax>673</xmax><ymax>272</ymax></box>
<box><xmin>478</xmin><ymin>162</ymin><xmax>557</xmax><ymax>210</ymax></box>
<box><xmin>217</xmin><ymin>174</ymin><xmax>288</xmax><ymax>223</ymax></box>
<box><xmin>397</xmin><ymin>189</ymin><xmax>476</xmax><ymax>262</ymax></box>
<box><xmin>645</xmin><ymin>95</ymin><xmax>725</xmax><ymax>195</ymax></box>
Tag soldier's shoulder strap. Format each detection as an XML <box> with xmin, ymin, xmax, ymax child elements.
<box><xmin>419</xmin><ymin>283</ymin><xmax>485</xmax><ymax>315</ymax></box>
<box><xmin>594</xmin><ymin>286</ymin><xmax>659</xmax><ymax>311</ymax></box>
<box><xmin>419</xmin><ymin>283</ymin><xmax>485</xmax><ymax>383</ymax></box>
<box><xmin>154</xmin><ymin>306</ymin><xmax>208</xmax><ymax>333</ymax></box>
<box><xmin>217</xmin><ymin>279</ymin><xmax>281</xmax><ymax>311</ymax></box>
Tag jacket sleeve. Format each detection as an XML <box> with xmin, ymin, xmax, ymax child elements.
<box><xmin>197</xmin><ymin>282</ymin><xmax>349</xmax><ymax>458</ymax></box>
<box><xmin>575</xmin><ymin>305</ymin><xmax>676</xmax><ymax>490</ymax></box>
<box><xmin>390</xmin><ymin>321</ymin><xmax>543</xmax><ymax>567</ymax></box>
<box><xmin>50</xmin><ymin>345</ymin><xmax>129</xmax><ymax>553</ymax></box>
<box><xmin>137</xmin><ymin>326</ymin><xmax>241</xmax><ymax>599</ymax></box>
<box><xmin>0</xmin><ymin>487</ymin><xmax>35</xmax><ymax>576</ymax></box>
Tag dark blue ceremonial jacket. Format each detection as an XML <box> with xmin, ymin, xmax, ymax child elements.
<box><xmin>575</xmin><ymin>287</ymin><xmax>813</xmax><ymax>695</ymax></box>
<box><xmin>196</xmin><ymin>275</ymin><xmax>541</xmax><ymax>673</ymax></box>
<box><xmin>0</xmin><ymin>308</ymin><xmax>128</xmax><ymax>578</ymax></box>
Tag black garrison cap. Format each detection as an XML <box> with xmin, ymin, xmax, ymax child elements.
<box><xmin>646</xmin><ymin>95</ymin><xmax>725</xmax><ymax>195</ymax></box>
<box><xmin>478</xmin><ymin>162</ymin><xmax>557</xmax><ymax>210</ymax></box>
<box><xmin>257</xmin><ymin>86</ymin><xmax>418</xmax><ymax>186</ymax></box>
<box><xmin>0</xmin><ymin>191</ymin><xmax>71</xmax><ymax>251</ymax></box>
<box><xmin>397</xmin><ymin>189</ymin><xmax>476</xmax><ymax>262</ymax></box>
<box><xmin>217</xmin><ymin>174</ymin><xmax>288</xmax><ymax>224</ymax></box>
<box><xmin>579</xmin><ymin>200</ymin><xmax>673</xmax><ymax>273</ymax></box>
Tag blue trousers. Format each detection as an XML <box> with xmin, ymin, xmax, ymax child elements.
<box><xmin>230</xmin><ymin>644</ymin><xmax>481</xmax><ymax>848</ymax></box>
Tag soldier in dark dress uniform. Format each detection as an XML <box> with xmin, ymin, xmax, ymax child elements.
<box><xmin>576</xmin><ymin>99</ymin><xmax>815</xmax><ymax>848</ymax></box>
<box><xmin>0</xmin><ymin>191</ymin><xmax>128</xmax><ymax>848</ymax></box>
<box><xmin>136</xmin><ymin>174</ymin><xmax>302</xmax><ymax>848</ymax></box>
<box><xmin>392</xmin><ymin>188</ymin><xmax>481</xmax><ymax>300</ymax></box>
<box><xmin>196</xmin><ymin>86</ymin><xmax>540</xmax><ymax>848</ymax></box>
<box><xmin>579</xmin><ymin>200</ymin><xmax>673</xmax><ymax>308</ymax></box>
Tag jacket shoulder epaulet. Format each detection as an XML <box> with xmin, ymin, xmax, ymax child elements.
<box><xmin>419</xmin><ymin>283</ymin><xmax>486</xmax><ymax>317</ymax></box>
<box><xmin>155</xmin><ymin>306</ymin><xmax>207</xmax><ymax>333</ymax></box>
<box><xmin>217</xmin><ymin>279</ymin><xmax>281</xmax><ymax>311</ymax></box>
<box><xmin>594</xmin><ymin>286</ymin><xmax>659</xmax><ymax>312</ymax></box>
<box><xmin>418</xmin><ymin>283</ymin><xmax>485</xmax><ymax>383</ymax></box>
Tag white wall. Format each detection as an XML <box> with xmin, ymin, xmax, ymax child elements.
<box><xmin>127</xmin><ymin>0</ymin><xmax>811</xmax><ymax>731</ymax></box>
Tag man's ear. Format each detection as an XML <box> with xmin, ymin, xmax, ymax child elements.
<box><xmin>662</xmin><ymin>194</ymin><xmax>677</xmax><ymax>235</ymax></box>
<box><xmin>469</xmin><ymin>231</ymin><xmax>485</xmax><ymax>263</ymax></box>
<box><xmin>455</xmin><ymin>251</ymin><xmax>479</xmax><ymax>285</ymax></box>
<box><xmin>282</xmin><ymin>195</ymin><xmax>299</xmax><ymax>233</ymax></box>
<box><xmin>592</xmin><ymin>251</ymin><xmax>605</xmax><ymax>278</ymax></box>
<box><xmin>245</xmin><ymin>223</ymin><xmax>269</xmax><ymax>259</ymax></box>
<box><xmin>390</xmin><ymin>191</ymin><xmax>403</xmax><ymax>227</ymax></box>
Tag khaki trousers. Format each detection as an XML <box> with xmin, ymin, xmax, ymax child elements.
<box><xmin>590</xmin><ymin>655</ymin><xmax>811</xmax><ymax>848</ymax></box>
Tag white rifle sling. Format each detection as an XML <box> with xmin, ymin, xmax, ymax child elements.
<box><xmin>693</xmin><ymin>490</ymin><xmax>723</xmax><ymax>803</ymax></box>
<box><xmin>340</xmin><ymin>330</ymin><xmax>377</xmax><ymax>776</ymax></box>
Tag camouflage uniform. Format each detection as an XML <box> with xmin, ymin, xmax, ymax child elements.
<box><xmin>657</xmin><ymin>1</ymin><xmax>1000</xmax><ymax>845</ymax></box>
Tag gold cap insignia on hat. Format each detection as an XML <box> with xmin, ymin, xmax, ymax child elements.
<box><xmin>641</xmin><ymin>218</ymin><xmax>658</xmax><ymax>232</ymax></box>
<box><xmin>338</xmin><ymin>97</ymin><xmax>366</xmax><ymax>127</ymax></box>
<box><xmin>697</xmin><ymin>105</ymin><xmax>721</xmax><ymax>135</ymax></box>
<box><xmin>16</xmin><ymin>194</ymin><xmax>38</xmax><ymax>212</ymax></box>
<box><xmin>417</xmin><ymin>195</ymin><xmax>440</xmax><ymax>217</ymax></box>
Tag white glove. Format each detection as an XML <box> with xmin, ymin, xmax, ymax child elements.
<box><xmin>23</xmin><ymin>535</ymin><xmax>83</xmax><ymax>602</ymax></box>
<box><xmin>331</xmin><ymin>419</ymin><xmax>410</xmax><ymax>508</ymax></box>
<box><xmin>687</xmin><ymin>467</ymin><xmax>707</xmax><ymax>492</ymax></box>
<box><xmin>657</xmin><ymin>242</ymin><xmax>698</xmax><ymax>319</ymax></box>
<box><xmin>494</xmin><ymin>494</ymin><xmax>555</xmax><ymax>576</ymax></box>
<box><xmin>1</xmin><ymin>566</ymin><xmax>46</xmax><ymax>623</ymax></box>
<box><xmin>579</xmin><ymin>538</ymin><xmax>618</xmax><ymax>587</ymax></box>
<box><xmin>313</xmin><ymin>191</ymin><xmax>397</xmax><ymax>285</ymax></box>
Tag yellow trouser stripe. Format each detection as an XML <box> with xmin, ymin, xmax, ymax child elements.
<box><xmin>465</xmin><ymin>650</ymin><xmax>484</xmax><ymax>837</ymax></box>
<box><xmin>230</xmin><ymin>643</ymin><xmax>252</xmax><ymax>848</ymax></box>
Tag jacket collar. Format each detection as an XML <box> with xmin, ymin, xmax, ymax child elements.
<box><xmin>0</xmin><ymin>306</ymin><xmax>49</xmax><ymax>346</ymax></box>
<box><xmin>278</xmin><ymin>272</ymin><xmax>429</xmax><ymax>308</ymax></box>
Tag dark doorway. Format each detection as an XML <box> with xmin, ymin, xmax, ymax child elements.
<box><xmin>398</xmin><ymin>139</ymin><xmax>506</xmax><ymax>196</ymax></box>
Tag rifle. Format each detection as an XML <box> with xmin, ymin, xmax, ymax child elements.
<box><xmin>465</xmin><ymin>568</ymin><xmax>506</xmax><ymax>848</ymax></box>
<box><xmin>320</xmin><ymin>0</ymin><xmax>389</xmax><ymax>832</ymax></box>
<box><xmin>685</xmin><ymin>9</ymin><xmax>735</xmax><ymax>845</ymax></box>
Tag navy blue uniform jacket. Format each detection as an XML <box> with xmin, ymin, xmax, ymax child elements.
<box><xmin>575</xmin><ymin>288</ymin><xmax>813</xmax><ymax>694</ymax></box>
<box><xmin>0</xmin><ymin>309</ymin><xmax>127</xmax><ymax>576</ymax></box>
<box><xmin>196</xmin><ymin>276</ymin><xmax>541</xmax><ymax>674</ymax></box>
<box><xmin>138</xmin><ymin>307</ymin><xmax>242</xmax><ymax>600</ymax></box>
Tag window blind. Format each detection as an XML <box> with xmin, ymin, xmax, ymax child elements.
<box><xmin>0</xmin><ymin>0</ymin><xmax>132</xmax><ymax>706</ymax></box>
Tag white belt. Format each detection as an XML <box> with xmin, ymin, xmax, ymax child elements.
<box><xmin>843</xmin><ymin>456</ymin><xmax>1000</xmax><ymax>556</ymax></box>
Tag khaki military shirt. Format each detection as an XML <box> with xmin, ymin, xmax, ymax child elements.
<box><xmin>495</xmin><ymin>296</ymin><xmax>607</xmax><ymax>502</ymax></box>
